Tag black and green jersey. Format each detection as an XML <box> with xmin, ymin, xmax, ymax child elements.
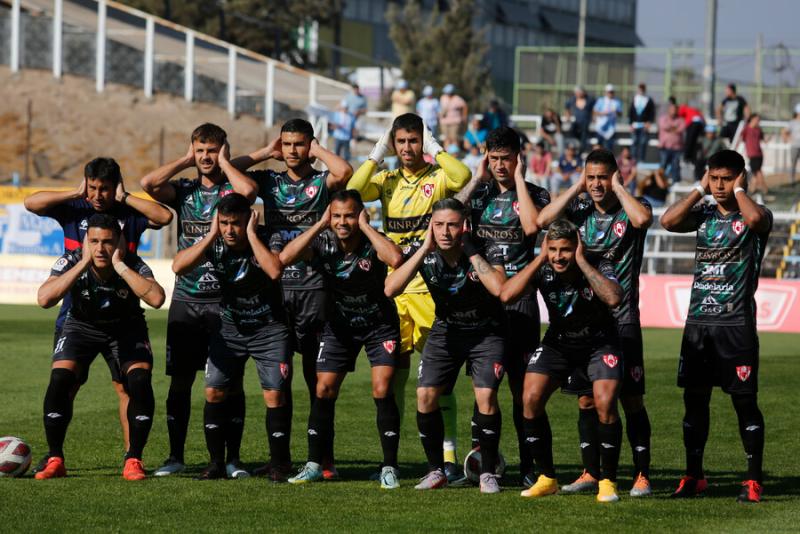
<box><xmin>168</xmin><ymin>178</ymin><xmax>234</xmax><ymax>302</ymax></box>
<box><xmin>206</xmin><ymin>228</ymin><xmax>285</xmax><ymax>329</ymax></box>
<box><xmin>49</xmin><ymin>249</ymin><xmax>153</xmax><ymax>324</ymax></box>
<box><xmin>408</xmin><ymin>241</ymin><xmax>505</xmax><ymax>330</ymax></box>
<box><xmin>567</xmin><ymin>196</ymin><xmax>650</xmax><ymax>325</ymax></box>
<box><xmin>686</xmin><ymin>205</ymin><xmax>772</xmax><ymax>326</ymax></box>
<box><xmin>534</xmin><ymin>260</ymin><xmax>619</xmax><ymax>342</ymax></box>
<box><xmin>470</xmin><ymin>181</ymin><xmax>550</xmax><ymax>277</ymax></box>
<box><xmin>251</xmin><ymin>169</ymin><xmax>330</xmax><ymax>290</ymax></box>
<box><xmin>310</xmin><ymin>230</ymin><xmax>398</xmax><ymax>329</ymax></box>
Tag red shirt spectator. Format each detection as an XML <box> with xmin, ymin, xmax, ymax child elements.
<box><xmin>741</xmin><ymin>124</ymin><xmax>764</xmax><ymax>158</ymax></box>
<box><xmin>678</xmin><ymin>104</ymin><xmax>704</xmax><ymax>126</ymax></box>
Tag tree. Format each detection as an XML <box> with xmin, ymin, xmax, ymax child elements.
<box><xmin>387</xmin><ymin>0</ymin><xmax>491</xmax><ymax>110</ymax></box>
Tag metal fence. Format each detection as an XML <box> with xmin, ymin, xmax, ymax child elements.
<box><xmin>1</xmin><ymin>0</ymin><xmax>352</xmax><ymax>126</ymax></box>
<box><xmin>514</xmin><ymin>46</ymin><xmax>800</xmax><ymax>121</ymax></box>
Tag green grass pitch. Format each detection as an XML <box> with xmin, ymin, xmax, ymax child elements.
<box><xmin>0</xmin><ymin>304</ymin><xmax>798</xmax><ymax>533</ymax></box>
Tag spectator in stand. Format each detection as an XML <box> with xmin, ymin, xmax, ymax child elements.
<box><xmin>717</xmin><ymin>83</ymin><xmax>750</xmax><ymax>142</ymax></box>
<box><xmin>564</xmin><ymin>86</ymin><xmax>594</xmax><ymax>153</ymax></box>
<box><xmin>551</xmin><ymin>143</ymin><xmax>583</xmax><ymax>197</ymax></box>
<box><xmin>695</xmin><ymin>124</ymin><xmax>726</xmax><ymax>181</ymax></box>
<box><xmin>617</xmin><ymin>146</ymin><xmax>638</xmax><ymax>193</ymax></box>
<box><xmin>739</xmin><ymin>113</ymin><xmax>768</xmax><ymax>195</ymax></box>
<box><xmin>528</xmin><ymin>141</ymin><xmax>553</xmax><ymax>187</ymax></box>
<box><xmin>636</xmin><ymin>168</ymin><xmax>670</xmax><ymax>208</ymax></box>
<box><xmin>629</xmin><ymin>83</ymin><xmax>656</xmax><ymax>162</ymax></box>
<box><xmin>391</xmin><ymin>80</ymin><xmax>416</xmax><ymax>117</ymax></box>
<box><xmin>781</xmin><ymin>104</ymin><xmax>800</xmax><ymax>185</ymax></box>
<box><xmin>593</xmin><ymin>84</ymin><xmax>622</xmax><ymax>151</ymax></box>
<box><xmin>482</xmin><ymin>99</ymin><xmax>509</xmax><ymax>131</ymax></box>
<box><xmin>331</xmin><ymin>103</ymin><xmax>356</xmax><ymax>162</ymax></box>
<box><xmin>462</xmin><ymin>142</ymin><xmax>483</xmax><ymax>176</ymax></box>
<box><xmin>539</xmin><ymin>107</ymin><xmax>564</xmax><ymax>156</ymax></box>
<box><xmin>417</xmin><ymin>85</ymin><xmax>441</xmax><ymax>138</ymax></box>
<box><xmin>677</xmin><ymin>99</ymin><xmax>705</xmax><ymax>167</ymax></box>
<box><xmin>439</xmin><ymin>84</ymin><xmax>468</xmax><ymax>144</ymax></box>
<box><xmin>464</xmin><ymin>116</ymin><xmax>488</xmax><ymax>150</ymax></box>
<box><xmin>658</xmin><ymin>101</ymin><xmax>686</xmax><ymax>183</ymax></box>
<box><xmin>343</xmin><ymin>83</ymin><xmax>367</xmax><ymax>141</ymax></box>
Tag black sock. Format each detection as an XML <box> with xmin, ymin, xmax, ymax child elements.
<box><xmin>204</xmin><ymin>401</ymin><xmax>227</xmax><ymax>465</ymax></box>
<box><xmin>299</xmin><ymin>335</ymin><xmax>320</xmax><ymax>405</ymax></box>
<box><xmin>417</xmin><ymin>410</ymin><xmax>445</xmax><ymax>471</ymax></box>
<box><xmin>225</xmin><ymin>391</ymin><xmax>246</xmax><ymax>463</ymax></box>
<box><xmin>597</xmin><ymin>419</ymin><xmax>622</xmax><ymax>482</ymax></box>
<box><xmin>683</xmin><ymin>388</ymin><xmax>711</xmax><ymax>478</ymax></box>
<box><xmin>42</xmin><ymin>368</ymin><xmax>77</xmax><ymax>458</ymax></box>
<box><xmin>125</xmin><ymin>368</ymin><xmax>155</xmax><ymax>460</ymax></box>
<box><xmin>578</xmin><ymin>407</ymin><xmax>601</xmax><ymax>479</ymax></box>
<box><xmin>166</xmin><ymin>388</ymin><xmax>191</xmax><ymax>462</ymax></box>
<box><xmin>266</xmin><ymin>405</ymin><xmax>292</xmax><ymax>466</ymax></box>
<box><xmin>375</xmin><ymin>395</ymin><xmax>400</xmax><ymax>468</ymax></box>
<box><xmin>625</xmin><ymin>407</ymin><xmax>651</xmax><ymax>478</ymax></box>
<box><xmin>732</xmin><ymin>394</ymin><xmax>765</xmax><ymax>483</ymax></box>
<box><xmin>513</xmin><ymin>402</ymin><xmax>533</xmax><ymax>476</ymax></box>
<box><xmin>524</xmin><ymin>415</ymin><xmax>554</xmax><ymax>478</ymax></box>
<box><xmin>308</xmin><ymin>397</ymin><xmax>335</xmax><ymax>464</ymax></box>
<box><xmin>474</xmin><ymin>411</ymin><xmax>502</xmax><ymax>475</ymax></box>
<box><xmin>470</xmin><ymin>402</ymin><xmax>480</xmax><ymax>449</ymax></box>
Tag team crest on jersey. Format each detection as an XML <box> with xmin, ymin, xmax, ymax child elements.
<box><xmin>280</xmin><ymin>362</ymin><xmax>290</xmax><ymax>379</ymax></box>
<box><xmin>383</xmin><ymin>340</ymin><xmax>396</xmax><ymax>354</ymax></box>
<box><xmin>116</xmin><ymin>288</ymin><xmax>129</xmax><ymax>299</ymax></box>
<box><xmin>493</xmin><ymin>362</ymin><xmax>505</xmax><ymax>380</ymax></box>
<box><xmin>304</xmin><ymin>185</ymin><xmax>319</xmax><ymax>198</ymax></box>
<box><xmin>53</xmin><ymin>257</ymin><xmax>69</xmax><ymax>271</ymax></box>
<box><xmin>512</xmin><ymin>201</ymin><xmax>520</xmax><ymax>215</ymax></box>
<box><xmin>422</xmin><ymin>183</ymin><xmax>435</xmax><ymax>198</ymax></box>
<box><xmin>219</xmin><ymin>188</ymin><xmax>233</xmax><ymax>197</ymax></box>
<box><xmin>630</xmin><ymin>366</ymin><xmax>643</xmax><ymax>382</ymax></box>
<box><xmin>613</xmin><ymin>221</ymin><xmax>626</xmax><ymax>238</ymax></box>
<box><xmin>468</xmin><ymin>270</ymin><xmax>480</xmax><ymax>282</ymax></box>
<box><xmin>79</xmin><ymin>219</ymin><xmax>88</xmax><ymax>230</ymax></box>
<box><xmin>602</xmin><ymin>354</ymin><xmax>619</xmax><ymax>368</ymax></box>
<box><xmin>732</xmin><ymin>220</ymin><xmax>745</xmax><ymax>235</ymax></box>
<box><xmin>581</xmin><ymin>287</ymin><xmax>593</xmax><ymax>300</ymax></box>
<box><xmin>736</xmin><ymin>365</ymin><xmax>751</xmax><ymax>382</ymax></box>
<box><xmin>358</xmin><ymin>258</ymin><xmax>372</xmax><ymax>271</ymax></box>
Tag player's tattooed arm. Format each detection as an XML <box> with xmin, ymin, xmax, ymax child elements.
<box><xmin>218</xmin><ymin>142</ymin><xmax>258</xmax><ymax>202</ymax></box>
<box><xmin>500</xmin><ymin>237</ymin><xmax>547</xmax><ymax>304</ymax></box>
<box><xmin>24</xmin><ymin>177</ymin><xmax>87</xmax><ymax>215</ymax></box>
<box><xmin>514</xmin><ymin>154</ymin><xmax>542</xmax><ymax>235</ymax></box>
<box><xmin>139</xmin><ymin>144</ymin><xmax>195</xmax><ymax>204</ymax></box>
<box><xmin>360</xmin><ymin>209</ymin><xmax>403</xmax><ymax>268</ymax></box>
<box><xmin>172</xmin><ymin>212</ymin><xmax>220</xmax><ymax>275</ymax></box>
<box><xmin>537</xmin><ymin>168</ymin><xmax>586</xmax><ymax>227</ymax></box>
<box><xmin>734</xmin><ymin>171</ymin><xmax>771</xmax><ymax>233</ymax></box>
<box><xmin>115</xmin><ymin>178</ymin><xmax>173</xmax><ymax>227</ymax></box>
<box><xmin>469</xmin><ymin>254</ymin><xmax>507</xmax><ymax>297</ymax></box>
<box><xmin>660</xmin><ymin>170</ymin><xmax>706</xmax><ymax>233</ymax></box>
<box><xmin>385</xmin><ymin>224</ymin><xmax>434</xmax><ymax>298</ymax></box>
<box><xmin>37</xmin><ymin>237</ymin><xmax>93</xmax><ymax>308</ymax></box>
<box><xmin>279</xmin><ymin>206</ymin><xmax>330</xmax><ymax>266</ymax></box>
<box><xmin>610</xmin><ymin>170</ymin><xmax>652</xmax><ymax>228</ymax></box>
<box><xmin>454</xmin><ymin>153</ymin><xmax>490</xmax><ymax>204</ymax></box>
<box><xmin>112</xmin><ymin>235</ymin><xmax>165</xmax><ymax>308</ymax></box>
<box><xmin>575</xmin><ymin>240</ymin><xmax>622</xmax><ymax>308</ymax></box>
<box><xmin>308</xmin><ymin>138</ymin><xmax>354</xmax><ymax>191</ymax></box>
<box><xmin>247</xmin><ymin>211</ymin><xmax>283</xmax><ymax>280</ymax></box>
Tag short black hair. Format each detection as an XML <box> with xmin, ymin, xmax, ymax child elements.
<box><xmin>485</xmin><ymin>126</ymin><xmax>521</xmax><ymax>154</ymax></box>
<box><xmin>585</xmin><ymin>148</ymin><xmax>618</xmax><ymax>174</ymax></box>
<box><xmin>191</xmin><ymin>123</ymin><xmax>227</xmax><ymax>145</ymax></box>
<box><xmin>84</xmin><ymin>157</ymin><xmax>122</xmax><ymax>187</ymax></box>
<box><xmin>728</xmin><ymin>83</ymin><xmax>737</xmax><ymax>93</ymax></box>
<box><xmin>331</xmin><ymin>189</ymin><xmax>364</xmax><ymax>210</ymax></box>
<box><xmin>86</xmin><ymin>213</ymin><xmax>121</xmax><ymax>238</ymax></box>
<box><xmin>546</xmin><ymin>219</ymin><xmax>578</xmax><ymax>242</ymax></box>
<box><xmin>391</xmin><ymin>113</ymin><xmax>423</xmax><ymax>138</ymax></box>
<box><xmin>432</xmin><ymin>197</ymin><xmax>466</xmax><ymax>216</ymax></box>
<box><xmin>281</xmin><ymin>118</ymin><xmax>315</xmax><ymax>140</ymax></box>
<box><xmin>708</xmin><ymin>149</ymin><xmax>745</xmax><ymax>176</ymax></box>
<box><xmin>217</xmin><ymin>193</ymin><xmax>251</xmax><ymax>216</ymax></box>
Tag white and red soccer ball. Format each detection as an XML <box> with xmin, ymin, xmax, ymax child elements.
<box><xmin>0</xmin><ymin>436</ymin><xmax>32</xmax><ymax>477</ymax></box>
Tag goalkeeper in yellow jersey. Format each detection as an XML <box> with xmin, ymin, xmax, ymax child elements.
<box><xmin>348</xmin><ymin>113</ymin><xmax>471</xmax><ymax>480</ymax></box>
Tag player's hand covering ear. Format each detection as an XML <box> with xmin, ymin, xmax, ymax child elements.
<box><xmin>423</xmin><ymin>122</ymin><xmax>444</xmax><ymax>157</ymax></box>
<box><xmin>475</xmin><ymin>153</ymin><xmax>491</xmax><ymax>182</ymax></box>
<box><xmin>112</xmin><ymin>233</ymin><xmax>127</xmax><ymax>265</ymax></box>
<box><xmin>266</xmin><ymin>136</ymin><xmax>283</xmax><ymax>161</ymax></box>
<box><xmin>358</xmin><ymin>208</ymin><xmax>371</xmax><ymax>229</ymax></box>
<box><xmin>700</xmin><ymin>169</ymin><xmax>711</xmax><ymax>194</ymax></box>
<box><xmin>577</xmin><ymin>168</ymin><xmax>588</xmax><ymax>193</ymax></box>
<box><xmin>734</xmin><ymin>169</ymin><xmax>748</xmax><ymax>192</ymax></box>
<box><xmin>422</xmin><ymin>219</ymin><xmax>436</xmax><ymax>253</ymax></box>
<box><xmin>514</xmin><ymin>153</ymin><xmax>526</xmax><ymax>182</ymax></box>
<box><xmin>183</xmin><ymin>143</ymin><xmax>196</xmax><ymax>168</ymax></box>
<box><xmin>246</xmin><ymin>209</ymin><xmax>259</xmax><ymax>235</ymax></box>
<box><xmin>320</xmin><ymin>205</ymin><xmax>332</xmax><ymax>229</ymax></box>
<box><xmin>209</xmin><ymin>211</ymin><xmax>220</xmax><ymax>238</ymax></box>
<box><xmin>369</xmin><ymin>128</ymin><xmax>394</xmax><ymax>164</ymax></box>
<box><xmin>538</xmin><ymin>236</ymin><xmax>549</xmax><ymax>262</ymax></box>
<box><xmin>76</xmin><ymin>177</ymin><xmax>87</xmax><ymax>199</ymax></box>
<box><xmin>575</xmin><ymin>236</ymin><xmax>586</xmax><ymax>262</ymax></box>
<box><xmin>219</xmin><ymin>141</ymin><xmax>230</xmax><ymax>164</ymax></box>
<box><xmin>114</xmin><ymin>178</ymin><xmax>126</xmax><ymax>203</ymax></box>
<box><xmin>611</xmin><ymin>170</ymin><xmax>624</xmax><ymax>192</ymax></box>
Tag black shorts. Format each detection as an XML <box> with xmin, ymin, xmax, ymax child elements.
<box><xmin>528</xmin><ymin>335</ymin><xmax>622</xmax><ymax>386</ymax></box>
<box><xmin>563</xmin><ymin>323</ymin><xmax>645</xmax><ymax>397</ymax></box>
<box><xmin>503</xmin><ymin>293</ymin><xmax>541</xmax><ymax>381</ymax></box>
<box><xmin>316</xmin><ymin>322</ymin><xmax>399</xmax><ymax>373</ymax></box>
<box><xmin>749</xmin><ymin>156</ymin><xmax>763</xmax><ymax>173</ymax></box>
<box><xmin>53</xmin><ymin>317</ymin><xmax>153</xmax><ymax>385</ymax></box>
<box><xmin>166</xmin><ymin>299</ymin><xmax>221</xmax><ymax>376</ymax></box>
<box><xmin>284</xmin><ymin>288</ymin><xmax>327</xmax><ymax>351</ymax></box>
<box><xmin>418</xmin><ymin>323</ymin><xmax>505</xmax><ymax>391</ymax></box>
<box><xmin>678</xmin><ymin>323</ymin><xmax>759</xmax><ymax>394</ymax></box>
<box><xmin>206</xmin><ymin>319</ymin><xmax>292</xmax><ymax>391</ymax></box>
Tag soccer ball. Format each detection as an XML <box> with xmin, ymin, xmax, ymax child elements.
<box><xmin>463</xmin><ymin>446</ymin><xmax>506</xmax><ymax>484</ymax></box>
<box><xmin>0</xmin><ymin>436</ymin><xmax>32</xmax><ymax>477</ymax></box>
